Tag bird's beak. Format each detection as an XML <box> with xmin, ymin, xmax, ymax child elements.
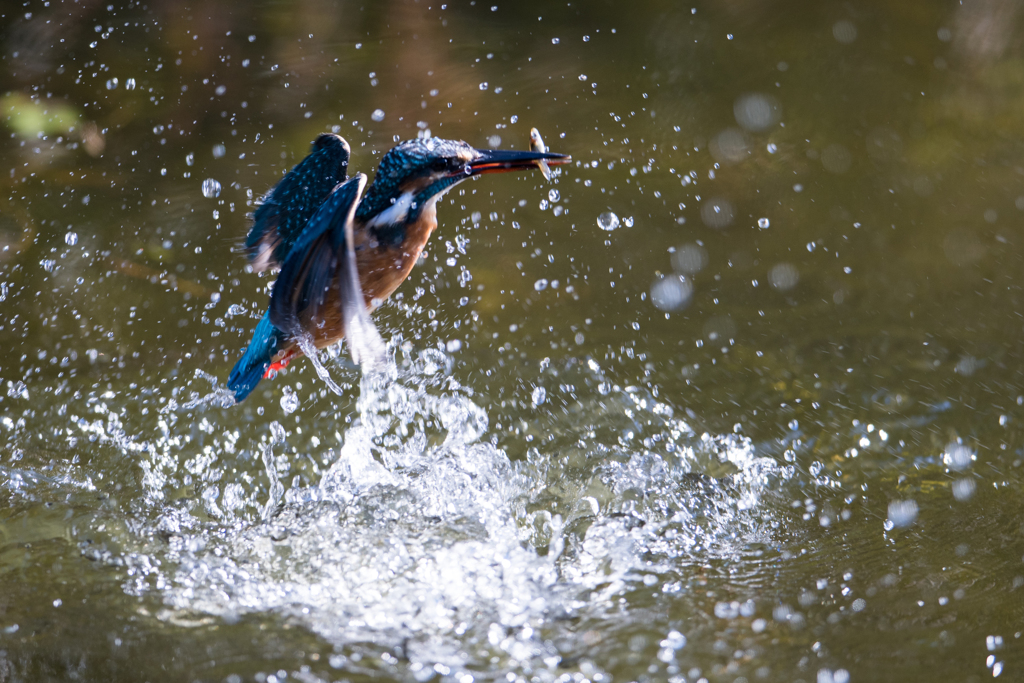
<box><xmin>466</xmin><ymin>148</ymin><xmax>572</xmax><ymax>176</ymax></box>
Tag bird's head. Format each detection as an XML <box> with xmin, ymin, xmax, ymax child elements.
<box><xmin>356</xmin><ymin>137</ymin><xmax>570</xmax><ymax>232</ymax></box>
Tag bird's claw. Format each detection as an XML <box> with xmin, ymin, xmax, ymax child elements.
<box><xmin>264</xmin><ymin>356</ymin><xmax>291</xmax><ymax>379</ymax></box>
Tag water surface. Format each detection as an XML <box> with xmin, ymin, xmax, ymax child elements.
<box><xmin>2</xmin><ymin>1</ymin><xmax>1023</xmax><ymax>681</ymax></box>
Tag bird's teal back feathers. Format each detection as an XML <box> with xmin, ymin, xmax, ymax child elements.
<box><xmin>247</xmin><ymin>133</ymin><xmax>350</xmax><ymax>271</ymax></box>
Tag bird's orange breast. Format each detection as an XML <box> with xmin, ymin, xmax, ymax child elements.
<box><xmin>355</xmin><ymin>202</ymin><xmax>438</xmax><ymax>309</ymax></box>
<box><xmin>270</xmin><ymin>204</ymin><xmax>439</xmax><ymax>360</ymax></box>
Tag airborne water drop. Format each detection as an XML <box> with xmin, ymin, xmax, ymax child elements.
<box><xmin>597</xmin><ymin>211</ymin><xmax>620</xmax><ymax>231</ymax></box>
<box><xmin>202</xmin><ymin>178</ymin><xmax>222</xmax><ymax>198</ymax></box>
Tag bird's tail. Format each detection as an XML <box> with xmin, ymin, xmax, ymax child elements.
<box><xmin>227</xmin><ymin>311</ymin><xmax>282</xmax><ymax>402</ymax></box>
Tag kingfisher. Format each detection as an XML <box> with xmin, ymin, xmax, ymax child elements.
<box><xmin>226</xmin><ymin>133</ymin><xmax>570</xmax><ymax>402</ymax></box>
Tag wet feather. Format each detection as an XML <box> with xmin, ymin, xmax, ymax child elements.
<box><xmin>247</xmin><ymin>133</ymin><xmax>350</xmax><ymax>271</ymax></box>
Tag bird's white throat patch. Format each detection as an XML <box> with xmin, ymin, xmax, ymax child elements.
<box><xmin>366</xmin><ymin>191</ymin><xmax>415</xmax><ymax>229</ymax></box>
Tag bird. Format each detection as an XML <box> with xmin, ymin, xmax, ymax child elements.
<box><xmin>226</xmin><ymin>133</ymin><xmax>571</xmax><ymax>402</ymax></box>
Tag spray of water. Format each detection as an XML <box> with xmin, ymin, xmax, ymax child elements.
<box><xmin>57</xmin><ymin>341</ymin><xmax>784</xmax><ymax>677</ymax></box>
<box><xmin>294</xmin><ymin>333</ymin><xmax>349</xmax><ymax>397</ymax></box>
<box><xmin>0</xmin><ymin>333</ymin><xmax>787</xmax><ymax>677</ymax></box>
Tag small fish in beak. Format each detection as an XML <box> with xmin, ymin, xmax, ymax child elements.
<box><xmin>530</xmin><ymin>127</ymin><xmax>552</xmax><ymax>181</ymax></box>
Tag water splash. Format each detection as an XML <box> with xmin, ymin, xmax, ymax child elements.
<box><xmin>84</xmin><ymin>344</ymin><xmax>789</xmax><ymax>676</ymax></box>
<box><xmin>294</xmin><ymin>334</ymin><xmax>348</xmax><ymax>396</ymax></box>
<box><xmin>260</xmin><ymin>439</ymin><xmax>284</xmax><ymax>521</ymax></box>
<box><xmin>181</xmin><ymin>369</ymin><xmax>237</xmax><ymax>409</ymax></box>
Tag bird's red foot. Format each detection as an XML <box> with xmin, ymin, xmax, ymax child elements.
<box><xmin>263</xmin><ymin>351</ymin><xmax>297</xmax><ymax>379</ymax></box>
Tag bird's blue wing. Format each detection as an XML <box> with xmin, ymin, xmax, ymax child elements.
<box><xmin>269</xmin><ymin>173</ymin><xmax>365</xmax><ymax>335</ymax></box>
<box><xmin>268</xmin><ymin>173</ymin><xmax>386</xmax><ymax>366</ymax></box>
<box><xmin>247</xmin><ymin>133</ymin><xmax>350</xmax><ymax>272</ymax></box>
<box><xmin>268</xmin><ymin>173</ymin><xmax>385</xmax><ymax>367</ymax></box>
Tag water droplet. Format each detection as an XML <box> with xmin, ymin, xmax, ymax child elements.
<box><xmin>758</xmin><ymin>217</ymin><xmax>770</xmax><ymax>228</ymax></box>
<box><xmin>185</xmin><ymin>152</ymin><xmax>194</xmax><ymax>167</ymax></box>
<box><xmin>65</xmin><ymin>231</ymin><xmax>78</xmax><ymax>246</ymax></box>
<box><xmin>733</xmin><ymin>93</ymin><xmax>780</xmax><ymax>132</ymax></box>
<box><xmin>833</xmin><ymin>20</ymin><xmax>857</xmax><ymax>44</ymax></box>
<box><xmin>487</xmin><ymin>135</ymin><xmax>501</xmax><ymax>148</ymax></box>
<box><xmin>650</xmin><ymin>275</ymin><xmax>693</xmax><ymax>311</ymax></box>
<box><xmin>446</xmin><ymin>339</ymin><xmax>462</xmax><ymax>353</ymax></box>
<box><xmin>952</xmin><ymin>478</ymin><xmax>976</xmax><ymax>501</ymax></box>
<box><xmin>125</xmin><ymin>78</ymin><xmax>136</xmax><ymax>90</ymax></box>
<box><xmin>822</xmin><ymin>144</ymin><xmax>852</xmax><ymax>174</ymax></box>
<box><xmin>548</xmin><ymin>189</ymin><xmax>560</xmax><ymax>202</ymax></box>
<box><xmin>280</xmin><ymin>389</ymin><xmax>299</xmax><ymax>415</ymax></box>
<box><xmin>534</xmin><ymin>278</ymin><xmax>549</xmax><ymax>291</ymax></box>
<box><xmin>105</xmin><ymin>78</ymin><xmax>118</xmax><ymax>90</ymax></box>
<box><xmin>7</xmin><ymin>381</ymin><xmax>28</xmax><ymax>400</ymax></box>
<box><xmin>597</xmin><ymin>211</ymin><xmax>620</xmax><ymax>231</ymax></box>
<box><xmin>943</xmin><ymin>442</ymin><xmax>974</xmax><ymax>470</ymax></box>
<box><xmin>887</xmin><ymin>500</ymin><xmax>918</xmax><ymax>528</ymax></box>
<box><xmin>769</xmin><ymin>263</ymin><xmax>799</xmax><ymax>291</ymax></box>
<box><xmin>202</xmin><ymin>178</ymin><xmax>222</xmax><ymax>198</ymax></box>
<box><xmin>700</xmin><ymin>198</ymin><xmax>735</xmax><ymax>229</ymax></box>
<box><xmin>227</xmin><ymin>304</ymin><xmax>247</xmax><ymax>317</ymax></box>
<box><xmin>710</xmin><ymin>128</ymin><xmax>749</xmax><ymax>164</ymax></box>
<box><xmin>479</xmin><ymin>82</ymin><xmax>489</xmax><ymax>91</ymax></box>
<box><xmin>672</xmin><ymin>244</ymin><xmax>708</xmax><ymax>274</ymax></box>
<box><xmin>623</xmin><ymin>216</ymin><xmax>634</xmax><ymax>227</ymax></box>
<box><xmin>551</xmin><ymin>37</ymin><xmax>560</xmax><ymax>44</ymax></box>
<box><xmin>579</xmin><ymin>74</ymin><xmax>587</xmax><ymax>81</ymax></box>
<box><xmin>371</xmin><ymin>108</ymin><xmax>385</xmax><ymax>122</ymax></box>
<box><xmin>819</xmin><ymin>668</ymin><xmax>851</xmax><ymax>683</ymax></box>
<box><xmin>212</xmin><ymin>144</ymin><xmax>226</xmax><ymax>159</ymax></box>
<box><xmin>531</xmin><ymin>386</ymin><xmax>547</xmax><ymax>406</ymax></box>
